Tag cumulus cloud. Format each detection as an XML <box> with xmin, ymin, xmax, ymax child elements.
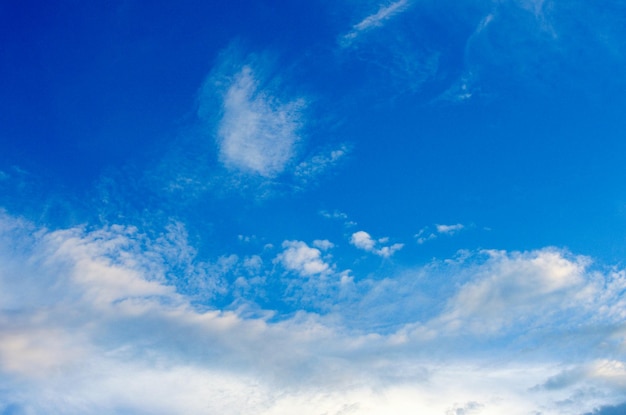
<box><xmin>276</xmin><ymin>240</ymin><xmax>332</xmax><ymax>276</ymax></box>
<box><xmin>340</xmin><ymin>0</ymin><xmax>412</xmax><ymax>47</ymax></box>
<box><xmin>350</xmin><ymin>230</ymin><xmax>403</xmax><ymax>258</ymax></box>
<box><xmin>213</xmin><ymin>65</ymin><xmax>305</xmax><ymax>177</ymax></box>
<box><xmin>351</xmin><ymin>230</ymin><xmax>376</xmax><ymax>251</ymax></box>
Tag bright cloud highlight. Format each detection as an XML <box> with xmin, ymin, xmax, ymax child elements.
<box><xmin>276</xmin><ymin>240</ymin><xmax>331</xmax><ymax>276</ymax></box>
<box><xmin>350</xmin><ymin>230</ymin><xmax>404</xmax><ymax>258</ymax></box>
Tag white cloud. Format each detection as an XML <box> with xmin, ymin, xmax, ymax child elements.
<box><xmin>319</xmin><ymin>209</ymin><xmax>356</xmax><ymax>227</ymax></box>
<box><xmin>214</xmin><ymin>65</ymin><xmax>305</xmax><ymax>177</ymax></box>
<box><xmin>351</xmin><ymin>230</ymin><xmax>376</xmax><ymax>251</ymax></box>
<box><xmin>433</xmin><ymin>248</ymin><xmax>590</xmax><ymax>334</ymax></box>
<box><xmin>243</xmin><ymin>255</ymin><xmax>263</xmax><ymax>272</ymax></box>
<box><xmin>340</xmin><ymin>0</ymin><xmax>412</xmax><ymax>47</ymax></box>
<box><xmin>276</xmin><ymin>240</ymin><xmax>331</xmax><ymax>276</ymax></box>
<box><xmin>2</xmin><ymin>213</ymin><xmax>626</xmax><ymax>414</ymax></box>
<box><xmin>350</xmin><ymin>230</ymin><xmax>403</xmax><ymax>258</ymax></box>
<box><xmin>319</xmin><ymin>209</ymin><xmax>348</xmax><ymax>220</ymax></box>
<box><xmin>294</xmin><ymin>145</ymin><xmax>349</xmax><ymax>183</ymax></box>
<box><xmin>436</xmin><ymin>223</ymin><xmax>465</xmax><ymax>235</ymax></box>
<box><xmin>415</xmin><ymin>223</ymin><xmax>466</xmax><ymax>244</ymax></box>
<box><xmin>415</xmin><ymin>228</ymin><xmax>437</xmax><ymax>244</ymax></box>
<box><xmin>190</xmin><ymin>46</ymin><xmax>347</xmax><ymax>196</ymax></box>
<box><xmin>313</xmin><ymin>239</ymin><xmax>334</xmax><ymax>251</ymax></box>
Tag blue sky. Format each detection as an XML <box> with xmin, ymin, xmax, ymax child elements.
<box><xmin>1</xmin><ymin>0</ymin><xmax>626</xmax><ymax>413</ymax></box>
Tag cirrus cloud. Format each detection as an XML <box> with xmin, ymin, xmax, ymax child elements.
<box><xmin>212</xmin><ymin>65</ymin><xmax>305</xmax><ymax>178</ymax></box>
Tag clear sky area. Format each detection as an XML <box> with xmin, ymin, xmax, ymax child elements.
<box><xmin>1</xmin><ymin>1</ymin><xmax>626</xmax><ymax>413</ymax></box>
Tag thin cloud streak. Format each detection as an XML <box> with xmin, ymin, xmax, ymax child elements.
<box><xmin>340</xmin><ymin>0</ymin><xmax>412</xmax><ymax>47</ymax></box>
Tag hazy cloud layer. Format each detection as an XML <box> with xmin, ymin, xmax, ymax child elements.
<box><xmin>1</xmin><ymin>213</ymin><xmax>626</xmax><ymax>413</ymax></box>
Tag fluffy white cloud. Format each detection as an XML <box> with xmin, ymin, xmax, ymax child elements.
<box><xmin>276</xmin><ymin>240</ymin><xmax>331</xmax><ymax>276</ymax></box>
<box><xmin>214</xmin><ymin>65</ymin><xmax>305</xmax><ymax>177</ymax></box>
<box><xmin>351</xmin><ymin>230</ymin><xmax>376</xmax><ymax>251</ymax></box>
<box><xmin>350</xmin><ymin>230</ymin><xmax>403</xmax><ymax>258</ymax></box>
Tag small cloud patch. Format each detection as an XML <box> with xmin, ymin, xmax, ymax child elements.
<box><xmin>350</xmin><ymin>230</ymin><xmax>403</xmax><ymax>258</ymax></box>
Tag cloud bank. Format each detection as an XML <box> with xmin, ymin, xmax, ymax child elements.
<box><xmin>1</xmin><ymin>212</ymin><xmax>626</xmax><ymax>414</ymax></box>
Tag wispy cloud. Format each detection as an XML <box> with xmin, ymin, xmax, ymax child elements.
<box><xmin>415</xmin><ymin>223</ymin><xmax>466</xmax><ymax>244</ymax></box>
<box><xmin>187</xmin><ymin>45</ymin><xmax>349</xmax><ymax>196</ymax></box>
<box><xmin>294</xmin><ymin>144</ymin><xmax>350</xmax><ymax>184</ymax></box>
<box><xmin>350</xmin><ymin>230</ymin><xmax>403</xmax><ymax>258</ymax></box>
<box><xmin>213</xmin><ymin>65</ymin><xmax>305</xmax><ymax>177</ymax></box>
<box><xmin>436</xmin><ymin>71</ymin><xmax>477</xmax><ymax>103</ymax></box>
<box><xmin>436</xmin><ymin>223</ymin><xmax>464</xmax><ymax>235</ymax></box>
<box><xmin>319</xmin><ymin>209</ymin><xmax>348</xmax><ymax>221</ymax></box>
<box><xmin>415</xmin><ymin>228</ymin><xmax>436</xmax><ymax>244</ymax></box>
<box><xmin>340</xmin><ymin>0</ymin><xmax>412</xmax><ymax>47</ymax></box>
<box><xmin>435</xmin><ymin>0</ymin><xmax>621</xmax><ymax>103</ymax></box>
<box><xmin>319</xmin><ymin>209</ymin><xmax>357</xmax><ymax>227</ymax></box>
